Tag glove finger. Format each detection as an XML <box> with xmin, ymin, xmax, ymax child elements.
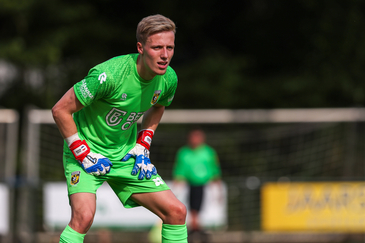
<box><xmin>138</xmin><ymin>169</ymin><xmax>146</xmax><ymax>180</ymax></box>
<box><xmin>131</xmin><ymin>163</ymin><xmax>141</xmax><ymax>175</ymax></box>
<box><xmin>101</xmin><ymin>158</ymin><xmax>113</xmax><ymax>166</ymax></box>
<box><xmin>131</xmin><ymin>167</ymin><xmax>139</xmax><ymax>175</ymax></box>
<box><xmin>100</xmin><ymin>164</ymin><xmax>106</xmax><ymax>175</ymax></box>
<box><xmin>138</xmin><ymin>156</ymin><xmax>148</xmax><ymax>180</ymax></box>
<box><xmin>132</xmin><ymin>154</ymin><xmax>145</xmax><ymax>175</ymax></box>
<box><xmin>91</xmin><ymin>169</ymin><xmax>100</xmax><ymax>176</ymax></box>
<box><xmin>94</xmin><ymin>166</ymin><xmax>102</xmax><ymax>176</ymax></box>
<box><xmin>146</xmin><ymin>170</ymin><xmax>152</xmax><ymax>180</ymax></box>
<box><xmin>85</xmin><ymin>165</ymin><xmax>94</xmax><ymax>174</ymax></box>
<box><xmin>121</xmin><ymin>153</ymin><xmax>133</xmax><ymax>162</ymax></box>
<box><xmin>152</xmin><ymin>166</ymin><xmax>157</xmax><ymax>176</ymax></box>
<box><xmin>100</xmin><ymin>158</ymin><xmax>112</xmax><ymax>173</ymax></box>
<box><xmin>146</xmin><ymin>163</ymin><xmax>154</xmax><ymax>180</ymax></box>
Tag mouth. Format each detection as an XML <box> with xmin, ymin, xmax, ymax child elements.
<box><xmin>157</xmin><ymin>61</ymin><xmax>168</xmax><ymax>69</ymax></box>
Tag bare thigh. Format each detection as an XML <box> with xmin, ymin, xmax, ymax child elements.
<box><xmin>69</xmin><ymin>192</ymin><xmax>96</xmax><ymax>233</ymax></box>
<box><xmin>130</xmin><ymin>190</ymin><xmax>186</xmax><ymax>224</ymax></box>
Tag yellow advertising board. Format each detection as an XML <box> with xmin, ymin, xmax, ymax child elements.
<box><xmin>261</xmin><ymin>182</ymin><xmax>365</xmax><ymax>232</ymax></box>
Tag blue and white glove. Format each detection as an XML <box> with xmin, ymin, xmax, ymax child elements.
<box><xmin>122</xmin><ymin>129</ymin><xmax>157</xmax><ymax>180</ymax></box>
<box><xmin>68</xmin><ymin>134</ymin><xmax>113</xmax><ymax>176</ymax></box>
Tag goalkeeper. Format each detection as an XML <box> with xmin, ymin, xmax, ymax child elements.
<box><xmin>173</xmin><ymin>129</ymin><xmax>222</xmax><ymax>238</ymax></box>
<box><xmin>52</xmin><ymin>14</ymin><xmax>187</xmax><ymax>243</ymax></box>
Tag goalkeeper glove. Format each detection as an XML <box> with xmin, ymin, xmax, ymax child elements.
<box><xmin>67</xmin><ymin>133</ymin><xmax>112</xmax><ymax>176</ymax></box>
<box><xmin>122</xmin><ymin>129</ymin><xmax>157</xmax><ymax>180</ymax></box>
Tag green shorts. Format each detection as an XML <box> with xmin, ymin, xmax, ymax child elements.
<box><xmin>63</xmin><ymin>149</ymin><xmax>170</xmax><ymax>208</ymax></box>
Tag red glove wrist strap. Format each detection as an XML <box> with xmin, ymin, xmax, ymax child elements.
<box><xmin>69</xmin><ymin>140</ymin><xmax>90</xmax><ymax>162</ymax></box>
<box><xmin>136</xmin><ymin>129</ymin><xmax>154</xmax><ymax>150</ymax></box>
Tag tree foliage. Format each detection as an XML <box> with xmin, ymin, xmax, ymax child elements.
<box><xmin>0</xmin><ymin>0</ymin><xmax>365</xmax><ymax>110</ymax></box>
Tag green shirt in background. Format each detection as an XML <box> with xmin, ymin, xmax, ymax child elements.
<box><xmin>72</xmin><ymin>53</ymin><xmax>177</xmax><ymax>161</ymax></box>
<box><xmin>173</xmin><ymin>144</ymin><xmax>221</xmax><ymax>186</ymax></box>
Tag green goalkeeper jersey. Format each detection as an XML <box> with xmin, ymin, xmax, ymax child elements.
<box><xmin>72</xmin><ymin>53</ymin><xmax>177</xmax><ymax>160</ymax></box>
<box><xmin>173</xmin><ymin>144</ymin><xmax>221</xmax><ymax>186</ymax></box>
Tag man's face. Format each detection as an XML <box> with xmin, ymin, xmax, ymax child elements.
<box><xmin>137</xmin><ymin>31</ymin><xmax>175</xmax><ymax>80</ymax></box>
<box><xmin>188</xmin><ymin>130</ymin><xmax>205</xmax><ymax>149</ymax></box>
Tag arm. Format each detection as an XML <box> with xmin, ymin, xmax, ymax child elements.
<box><xmin>141</xmin><ymin>103</ymin><xmax>165</xmax><ymax>132</ymax></box>
<box><xmin>52</xmin><ymin>87</ymin><xmax>84</xmax><ymax>139</ymax></box>
<box><xmin>122</xmin><ymin>104</ymin><xmax>166</xmax><ymax>180</ymax></box>
<box><xmin>52</xmin><ymin>87</ymin><xmax>112</xmax><ymax>176</ymax></box>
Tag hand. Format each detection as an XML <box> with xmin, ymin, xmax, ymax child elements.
<box><xmin>69</xmin><ymin>140</ymin><xmax>112</xmax><ymax>176</ymax></box>
<box><xmin>122</xmin><ymin>144</ymin><xmax>157</xmax><ymax>180</ymax></box>
<box><xmin>121</xmin><ymin>129</ymin><xmax>157</xmax><ymax>180</ymax></box>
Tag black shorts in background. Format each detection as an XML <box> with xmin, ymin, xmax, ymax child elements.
<box><xmin>189</xmin><ymin>185</ymin><xmax>204</xmax><ymax>212</ymax></box>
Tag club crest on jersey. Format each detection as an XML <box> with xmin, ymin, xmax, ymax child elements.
<box><xmin>151</xmin><ymin>90</ymin><xmax>161</xmax><ymax>105</ymax></box>
<box><xmin>71</xmin><ymin>171</ymin><xmax>80</xmax><ymax>186</ymax></box>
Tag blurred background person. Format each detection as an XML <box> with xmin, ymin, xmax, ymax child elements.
<box><xmin>172</xmin><ymin>128</ymin><xmax>222</xmax><ymax>242</ymax></box>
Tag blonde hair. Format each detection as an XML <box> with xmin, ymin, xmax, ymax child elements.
<box><xmin>136</xmin><ymin>14</ymin><xmax>176</xmax><ymax>44</ymax></box>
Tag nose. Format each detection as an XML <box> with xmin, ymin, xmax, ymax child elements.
<box><xmin>161</xmin><ymin>48</ymin><xmax>168</xmax><ymax>59</ymax></box>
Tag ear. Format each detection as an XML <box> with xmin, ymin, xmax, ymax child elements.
<box><xmin>137</xmin><ymin>42</ymin><xmax>143</xmax><ymax>55</ymax></box>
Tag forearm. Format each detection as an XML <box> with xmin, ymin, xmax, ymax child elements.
<box><xmin>141</xmin><ymin>104</ymin><xmax>165</xmax><ymax>131</ymax></box>
<box><xmin>52</xmin><ymin>87</ymin><xmax>84</xmax><ymax>139</ymax></box>
<box><xmin>53</xmin><ymin>112</ymin><xmax>78</xmax><ymax>139</ymax></box>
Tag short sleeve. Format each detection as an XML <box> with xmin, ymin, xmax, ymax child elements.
<box><xmin>74</xmin><ymin>68</ymin><xmax>115</xmax><ymax>106</ymax></box>
<box><xmin>157</xmin><ymin>68</ymin><xmax>178</xmax><ymax>107</ymax></box>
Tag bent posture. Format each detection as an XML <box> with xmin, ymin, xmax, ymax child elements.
<box><xmin>52</xmin><ymin>14</ymin><xmax>187</xmax><ymax>243</ymax></box>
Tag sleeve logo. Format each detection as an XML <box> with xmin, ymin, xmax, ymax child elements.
<box><xmin>98</xmin><ymin>72</ymin><xmax>107</xmax><ymax>84</ymax></box>
<box><xmin>80</xmin><ymin>79</ymin><xmax>94</xmax><ymax>99</ymax></box>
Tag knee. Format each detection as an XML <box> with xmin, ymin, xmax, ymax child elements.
<box><xmin>70</xmin><ymin>210</ymin><xmax>94</xmax><ymax>233</ymax></box>
<box><xmin>168</xmin><ymin>202</ymin><xmax>187</xmax><ymax>223</ymax></box>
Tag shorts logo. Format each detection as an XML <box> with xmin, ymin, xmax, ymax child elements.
<box><xmin>151</xmin><ymin>90</ymin><xmax>161</xmax><ymax>105</ymax></box>
<box><xmin>153</xmin><ymin>177</ymin><xmax>165</xmax><ymax>186</ymax></box>
<box><xmin>71</xmin><ymin>171</ymin><xmax>80</xmax><ymax>186</ymax></box>
<box><xmin>167</xmin><ymin>95</ymin><xmax>174</xmax><ymax>103</ymax></box>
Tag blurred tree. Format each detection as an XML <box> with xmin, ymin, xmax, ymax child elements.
<box><xmin>0</xmin><ymin>0</ymin><xmax>364</xmax><ymax>110</ymax></box>
<box><xmin>0</xmin><ymin>0</ymin><xmax>138</xmax><ymax>110</ymax></box>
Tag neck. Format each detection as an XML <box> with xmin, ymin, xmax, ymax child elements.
<box><xmin>136</xmin><ymin>55</ymin><xmax>154</xmax><ymax>80</ymax></box>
